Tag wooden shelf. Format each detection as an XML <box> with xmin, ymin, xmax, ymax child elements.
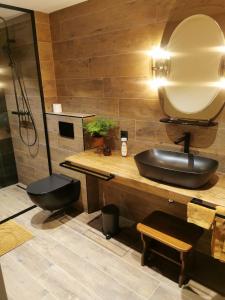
<box><xmin>160</xmin><ymin>117</ymin><xmax>218</xmax><ymax>127</ymax></box>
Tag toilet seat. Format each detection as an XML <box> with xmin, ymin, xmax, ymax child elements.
<box><xmin>27</xmin><ymin>173</ymin><xmax>80</xmax><ymax>211</ymax></box>
<box><xmin>27</xmin><ymin>173</ymin><xmax>73</xmax><ymax>196</ymax></box>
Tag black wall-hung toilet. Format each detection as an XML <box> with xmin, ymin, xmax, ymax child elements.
<box><xmin>27</xmin><ymin>173</ymin><xmax>80</xmax><ymax>211</ymax></box>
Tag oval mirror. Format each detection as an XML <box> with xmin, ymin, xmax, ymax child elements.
<box><xmin>161</xmin><ymin>14</ymin><xmax>225</xmax><ymax>120</ymax></box>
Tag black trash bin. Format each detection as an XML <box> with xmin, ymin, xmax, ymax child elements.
<box><xmin>101</xmin><ymin>204</ymin><xmax>119</xmax><ymax>239</ymax></box>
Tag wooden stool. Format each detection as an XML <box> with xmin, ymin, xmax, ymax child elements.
<box><xmin>137</xmin><ymin>211</ymin><xmax>203</xmax><ymax>287</ymax></box>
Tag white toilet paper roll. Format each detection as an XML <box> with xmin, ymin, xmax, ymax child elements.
<box><xmin>53</xmin><ymin>103</ymin><xmax>62</xmax><ymax>113</ymax></box>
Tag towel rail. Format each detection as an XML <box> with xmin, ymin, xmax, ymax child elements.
<box><xmin>191</xmin><ymin>198</ymin><xmax>225</xmax><ymax>219</ymax></box>
<box><xmin>60</xmin><ymin>161</ymin><xmax>114</xmax><ymax>181</ymax></box>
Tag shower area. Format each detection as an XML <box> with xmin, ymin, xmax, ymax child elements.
<box><xmin>0</xmin><ymin>5</ymin><xmax>50</xmax><ymax>220</ymax></box>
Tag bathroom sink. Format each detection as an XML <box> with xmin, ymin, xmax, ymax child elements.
<box><xmin>134</xmin><ymin>149</ymin><xmax>218</xmax><ymax>189</ymax></box>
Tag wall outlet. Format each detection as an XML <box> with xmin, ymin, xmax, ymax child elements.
<box><xmin>168</xmin><ymin>199</ymin><xmax>174</xmax><ymax>203</ymax></box>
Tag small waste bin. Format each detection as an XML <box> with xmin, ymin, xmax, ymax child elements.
<box><xmin>101</xmin><ymin>204</ymin><xmax>119</xmax><ymax>239</ymax></box>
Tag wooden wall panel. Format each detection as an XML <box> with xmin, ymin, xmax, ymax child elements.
<box><xmin>35</xmin><ymin>12</ymin><xmax>58</xmax><ymax>112</ymax></box>
<box><xmin>48</xmin><ymin>0</ymin><xmax>225</xmax><ymax>172</ymax></box>
<box><xmin>99</xmin><ymin>179</ymin><xmax>187</xmax><ymax>222</ymax></box>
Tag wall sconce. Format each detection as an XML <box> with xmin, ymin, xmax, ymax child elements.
<box><xmin>217</xmin><ymin>54</ymin><xmax>225</xmax><ymax>88</ymax></box>
<box><xmin>148</xmin><ymin>47</ymin><xmax>170</xmax><ymax>89</ymax></box>
<box><xmin>215</xmin><ymin>78</ymin><xmax>225</xmax><ymax>88</ymax></box>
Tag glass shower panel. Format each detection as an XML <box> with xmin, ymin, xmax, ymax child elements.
<box><xmin>0</xmin><ymin>5</ymin><xmax>49</xmax><ymax>223</ymax></box>
<box><xmin>0</xmin><ymin>7</ymin><xmax>49</xmax><ymax>186</ymax></box>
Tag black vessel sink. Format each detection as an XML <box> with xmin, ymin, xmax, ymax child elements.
<box><xmin>134</xmin><ymin>149</ymin><xmax>218</xmax><ymax>189</ymax></box>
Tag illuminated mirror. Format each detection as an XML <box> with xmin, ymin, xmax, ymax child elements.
<box><xmin>160</xmin><ymin>14</ymin><xmax>225</xmax><ymax>120</ymax></box>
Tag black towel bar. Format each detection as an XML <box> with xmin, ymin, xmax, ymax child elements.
<box><xmin>191</xmin><ymin>198</ymin><xmax>225</xmax><ymax>219</ymax></box>
<box><xmin>60</xmin><ymin>161</ymin><xmax>114</xmax><ymax>181</ymax></box>
<box><xmin>191</xmin><ymin>198</ymin><xmax>215</xmax><ymax>210</ymax></box>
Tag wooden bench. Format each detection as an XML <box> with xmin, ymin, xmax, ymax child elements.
<box><xmin>137</xmin><ymin>211</ymin><xmax>203</xmax><ymax>287</ymax></box>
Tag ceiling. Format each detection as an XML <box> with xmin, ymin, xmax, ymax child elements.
<box><xmin>0</xmin><ymin>0</ymin><xmax>87</xmax><ymax>13</ymax></box>
<box><xmin>0</xmin><ymin>7</ymin><xmax>23</xmax><ymax>20</ymax></box>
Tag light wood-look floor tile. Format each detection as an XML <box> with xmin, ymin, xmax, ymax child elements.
<box><xmin>0</xmin><ymin>184</ymin><xmax>33</xmax><ymax>221</ymax></box>
<box><xmin>1</xmin><ymin>186</ymin><xmax>225</xmax><ymax>300</ymax></box>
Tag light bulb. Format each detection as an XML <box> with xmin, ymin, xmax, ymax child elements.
<box><xmin>214</xmin><ymin>45</ymin><xmax>225</xmax><ymax>53</ymax></box>
<box><xmin>149</xmin><ymin>78</ymin><xmax>168</xmax><ymax>89</ymax></box>
<box><xmin>216</xmin><ymin>78</ymin><xmax>225</xmax><ymax>88</ymax></box>
<box><xmin>149</xmin><ymin>47</ymin><xmax>170</xmax><ymax>60</ymax></box>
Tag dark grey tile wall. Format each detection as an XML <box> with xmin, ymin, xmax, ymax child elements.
<box><xmin>0</xmin><ymin>138</ymin><xmax>18</xmax><ymax>187</ymax></box>
<box><xmin>0</xmin><ymin>90</ymin><xmax>17</xmax><ymax>188</ymax></box>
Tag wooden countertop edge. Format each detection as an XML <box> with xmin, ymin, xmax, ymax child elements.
<box><xmin>65</xmin><ymin>150</ymin><xmax>225</xmax><ymax>207</ymax></box>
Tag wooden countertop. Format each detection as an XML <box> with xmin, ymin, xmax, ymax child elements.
<box><xmin>66</xmin><ymin>150</ymin><xmax>225</xmax><ymax>207</ymax></box>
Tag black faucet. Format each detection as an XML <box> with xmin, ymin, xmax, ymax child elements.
<box><xmin>174</xmin><ymin>132</ymin><xmax>191</xmax><ymax>153</ymax></box>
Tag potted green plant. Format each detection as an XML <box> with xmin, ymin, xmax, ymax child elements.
<box><xmin>84</xmin><ymin>118</ymin><xmax>116</xmax><ymax>150</ymax></box>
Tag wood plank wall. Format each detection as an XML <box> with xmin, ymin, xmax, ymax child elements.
<box><xmin>35</xmin><ymin>12</ymin><xmax>58</xmax><ymax>112</ymax></box>
<box><xmin>46</xmin><ymin>0</ymin><xmax>225</xmax><ymax>172</ymax></box>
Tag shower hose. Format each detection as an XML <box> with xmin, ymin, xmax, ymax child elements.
<box><xmin>0</xmin><ymin>16</ymin><xmax>38</xmax><ymax>147</ymax></box>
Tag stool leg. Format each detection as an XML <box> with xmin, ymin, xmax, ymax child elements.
<box><xmin>140</xmin><ymin>233</ymin><xmax>148</xmax><ymax>266</ymax></box>
<box><xmin>179</xmin><ymin>252</ymin><xmax>189</xmax><ymax>288</ymax></box>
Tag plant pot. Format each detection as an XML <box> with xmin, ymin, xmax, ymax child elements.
<box><xmin>92</xmin><ymin>136</ymin><xmax>104</xmax><ymax>149</ymax></box>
